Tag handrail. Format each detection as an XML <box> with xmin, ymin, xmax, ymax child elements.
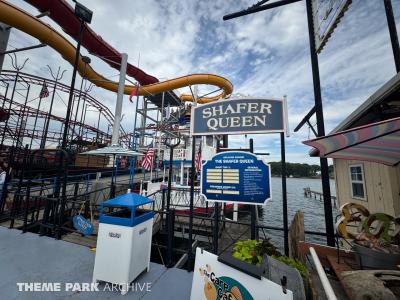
<box><xmin>310</xmin><ymin>247</ymin><xmax>337</xmax><ymax>300</ymax></box>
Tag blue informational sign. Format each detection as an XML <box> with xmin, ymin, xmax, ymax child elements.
<box><xmin>73</xmin><ymin>215</ymin><xmax>94</xmax><ymax>236</ymax></box>
<box><xmin>200</xmin><ymin>151</ymin><xmax>271</xmax><ymax>205</ymax></box>
<box><xmin>191</xmin><ymin>98</ymin><xmax>286</xmax><ymax>136</ymax></box>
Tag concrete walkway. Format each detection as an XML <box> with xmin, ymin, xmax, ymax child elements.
<box><xmin>0</xmin><ymin>227</ymin><xmax>193</xmax><ymax>299</ymax></box>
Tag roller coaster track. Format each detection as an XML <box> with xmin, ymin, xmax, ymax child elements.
<box><xmin>0</xmin><ymin>70</ymin><xmax>131</xmax><ymax>148</ymax></box>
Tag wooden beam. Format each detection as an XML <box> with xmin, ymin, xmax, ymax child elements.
<box><xmin>298</xmin><ymin>241</ymin><xmax>355</xmax><ymax>268</ymax></box>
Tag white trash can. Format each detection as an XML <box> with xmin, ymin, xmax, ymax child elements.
<box><xmin>92</xmin><ymin>193</ymin><xmax>154</xmax><ymax>295</ymax></box>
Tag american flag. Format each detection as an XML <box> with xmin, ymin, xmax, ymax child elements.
<box><xmin>195</xmin><ymin>144</ymin><xmax>202</xmax><ymax>173</ymax></box>
<box><xmin>141</xmin><ymin>148</ymin><xmax>154</xmax><ymax>171</ymax></box>
<box><xmin>39</xmin><ymin>82</ymin><xmax>49</xmax><ymax>98</ymax></box>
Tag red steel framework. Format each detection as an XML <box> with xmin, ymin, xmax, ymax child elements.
<box><xmin>0</xmin><ymin>70</ymin><xmax>131</xmax><ymax>151</ymax></box>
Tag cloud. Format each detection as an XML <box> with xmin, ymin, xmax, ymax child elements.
<box><xmin>2</xmin><ymin>0</ymin><xmax>398</xmax><ymax>162</ymax></box>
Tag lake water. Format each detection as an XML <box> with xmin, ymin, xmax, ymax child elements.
<box><xmin>257</xmin><ymin>177</ymin><xmax>337</xmax><ymax>251</ymax></box>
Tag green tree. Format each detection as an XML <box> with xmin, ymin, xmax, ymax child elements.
<box><xmin>269</xmin><ymin>161</ymin><xmax>331</xmax><ymax>178</ymax></box>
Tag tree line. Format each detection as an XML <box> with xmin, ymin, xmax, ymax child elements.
<box><xmin>269</xmin><ymin>162</ymin><xmax>334</xmax><ymax>178</ymax></box>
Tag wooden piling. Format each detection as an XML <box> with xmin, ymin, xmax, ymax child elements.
<box><xmin>288</xmin><ymin>210</ymin><xmax>305</xmax><ymax>263</ymax></box>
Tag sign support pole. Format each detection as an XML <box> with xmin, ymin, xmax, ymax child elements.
<box><xmin>165</xmin><ymin>138</ymin><xmax>180</xmax><ymax>211</ymax></box>
<box><xmin>306</xmin><ymin>0</ymin><xmax>335</xmax><ymax>247</ymax></box>
<box><xmin>249</xmin><ymin>138</ymin><xmax>257</xmax><ymax>240</ymax></box>
<box><xmin>384</xmin><ymin>0</ymin><xmax>400</xmax><ymax>73</ymax></box>
<box><xmin>213</xmin><ymin>141</ymin><xmax>223</xmax><ymax>255</ymax></box>
<box><xmin>221</xmin><ymin>0</ymin><xmax>336</xmax><ymax>249</ymax></box>
<box><xmin>280</xmin><ymin>132</ymin><xmax>289</xmax><ymax>256</ymax></box>
<box><xmin>188</xmin><ymin>135</ymin><xmax>196</xmax><ymax>270</ymax></box>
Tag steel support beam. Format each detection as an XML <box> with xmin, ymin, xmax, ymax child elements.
<box><xmin>0</xmin><ymin>43</ymin><xmax>46</xmax><ymax>56</ymax></box>
<box><xmin>223</xmin><ymin>0</ymin><xmax>302</xmax><ymax>20</ymax></box>
<box><xmin>306</xmin><ymin>0</ymin><xmax>335</xmax><ymax>247</ymax></box>
<box><xmin>0</xmin><ymin>22</ymin><xmax>11</xmax><ymax>70</ymax></box>
<box><xmin>111</xmin><ymin>53</ymin><xmax>128</xmax><ymax>145</ymax></box>
<box><xmin>384</xmin><ymin>0</ymin><xmax>400</xmax><ymax>73</ymax></box>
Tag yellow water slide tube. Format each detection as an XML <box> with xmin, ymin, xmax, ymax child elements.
<box><xmin>0</xmin><ymin>1</ymin><xmax>233</xmax><ymax>103</ymax></box>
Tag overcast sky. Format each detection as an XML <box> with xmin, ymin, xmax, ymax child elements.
<box><xmin>3</xmin><ymin>0</ymin><xmax>400</xmax><ymax>163</ymax></box>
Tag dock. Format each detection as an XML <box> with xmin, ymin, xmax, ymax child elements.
<box><xmin>303</xmin><ymin>187</ymin><xmax>337</xmax><ymax>209</ymax></box>
<box><xmin>0</xmin><ymin>226</ymin><xmax>193</xmax><ymax>299</ymax></box>
<box><xmin>303</xmin><ymin>187</ymin><xmax>337</xmax><ymax>203</ymax></box>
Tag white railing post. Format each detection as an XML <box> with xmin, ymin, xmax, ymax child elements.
<box><xmin>310</xmin><ymin>247</ymin><xmax>337</xmax><ymax>300</ymax></box>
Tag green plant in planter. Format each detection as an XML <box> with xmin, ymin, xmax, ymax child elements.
<box><xmin>232</xmin><ymin>240</ymin><xmax>263</xmax><ymax>266</ymax></box>
<box><xmin>272</xmin><ymin>255</ymin><xmax>309</xmax><ymax>280</ymax></box>
<box><xmin>257</xmin><ymin>238</ymin><xmax>282</xmax><ymax>257</ymax></box>
<box><xmin>232</xmin><ymin>239</ymin><xmax>282</xmax><ymax>266</ymax></box>
<box><xmin>232</xmin><ymin>239</ymin><xmax>308</xmax><ymax>280</ymax></box>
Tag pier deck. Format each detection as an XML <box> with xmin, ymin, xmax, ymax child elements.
<box><xmin>303</xmin><ymin>187</ymin><xmax>337</xmax><ymax>201</ymax></box>
<box><xmin>0</xmin><ymin>226</ymin><xmax>193</xmax><ymax>299</ymax></box>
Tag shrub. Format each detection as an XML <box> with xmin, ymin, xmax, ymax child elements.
<box><xmin>232</xmin><ymin>239</ymin><xmax>308</xmax><ymax>280</ymax></box>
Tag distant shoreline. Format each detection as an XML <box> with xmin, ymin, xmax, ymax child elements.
<box><xmin>271</xmin><ymin>175</ymin><xmax>335</xmax><ymax>180</ymax></box>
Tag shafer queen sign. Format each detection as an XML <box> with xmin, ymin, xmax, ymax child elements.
<box><xmin>190</xmin><ymin>98</ymin><xmax>286</xmax><ymax>136</ymax></box>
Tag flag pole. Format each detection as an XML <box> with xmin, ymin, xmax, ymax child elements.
<box><xmin>157</xmin><ymin>91</ymin><xmax>165</xmax><ymax>182</ymax></box>
<box><xmin>149</xmin><ymin>146</ymin><xmax>154</xmax><ymax>182</ymax></box>
<box><xmin>129</xmin><ymin>86</ymin><xmax>140</xmax><ymax>188</ymax></box>
<box><xmin>129</xmin><ymin>53</ymin><xmax>141</xmax><ymax>189</ymax></box>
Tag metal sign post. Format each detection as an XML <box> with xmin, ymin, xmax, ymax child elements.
<box><xmin>223</xmin><ymin>1</ymin><xmax>335</xmax><ymax>248</ymax></box>
<box><xmin>306</xmin><ymin>0</ymin><xmax>335</xmax><ymax>247</ymax></box>
<box><xmin>165</xmin><ymin>137</ymin><xmax>180</xmax><ymax>211</ymax></box>
<box><xmin>188</xmin><ymin>135</ymin><xmax>197</xmax><ymax>268</ymax></box>
<box><xmin>191</xmin><ymin>97</ymin><xmax>289</xmax><ymax>255</ymax></box>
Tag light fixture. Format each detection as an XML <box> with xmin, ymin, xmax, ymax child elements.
<box><xmin>74</xmin><ymin>2</ymin><xmax>93</xmax><ymax>24</ymax></box>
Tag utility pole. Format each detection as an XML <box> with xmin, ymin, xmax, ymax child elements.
<box><xmin>111</xmin><ymin>53</ymin><xmax>128</xmax><ymax>145</ymax></box>
<box><xmin>61</xmin><ymin>1</ymin><xmax>92</xmax><ymax>149</ymax></box>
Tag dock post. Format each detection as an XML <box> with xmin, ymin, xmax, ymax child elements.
<box><xmin>166</xmin><ymin>208</ymin><xmax>175</xmax><ymax>267</ymax></box>
<box><xmin>288</xmin><ymin>211</ymin><xmax>305</xmax><ymax>263</ymax></box>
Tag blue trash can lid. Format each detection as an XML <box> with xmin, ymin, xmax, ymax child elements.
<box><xmin>103</xmin><ymin>193</ymin><xmax>153</xmax><ymax>208</ymax></box>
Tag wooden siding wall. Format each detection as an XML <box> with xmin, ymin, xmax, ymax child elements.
<box><xmin>75</xmin><ymin>154</ymin><xmax>108</xmax><ymax>168</ymax></box>
<box><xmin>333</xmin><ymin>159</ymin><xmax>400</xmax><ymax>216</ymax></box>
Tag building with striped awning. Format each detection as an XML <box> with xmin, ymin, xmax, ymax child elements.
<box><xmin>304</xmin><ymin>72</ymin><xmax>400</xmax><ymax>216</ymax></box>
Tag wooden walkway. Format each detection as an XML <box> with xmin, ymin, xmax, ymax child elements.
<box><xmin>0</xmin><ymin>226</ymin><xmax>193</xmax><ymax>299</ymax></box>
<box><xmin>303</xmin><ymin>187</ymin><xmax>337</xmax><ymax>208</ymax></box>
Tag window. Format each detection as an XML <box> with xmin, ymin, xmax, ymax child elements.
<box><xmin>349</xmin><ymin>164</ymin><xmax>366</xmax><ymax>200</ymax></box>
